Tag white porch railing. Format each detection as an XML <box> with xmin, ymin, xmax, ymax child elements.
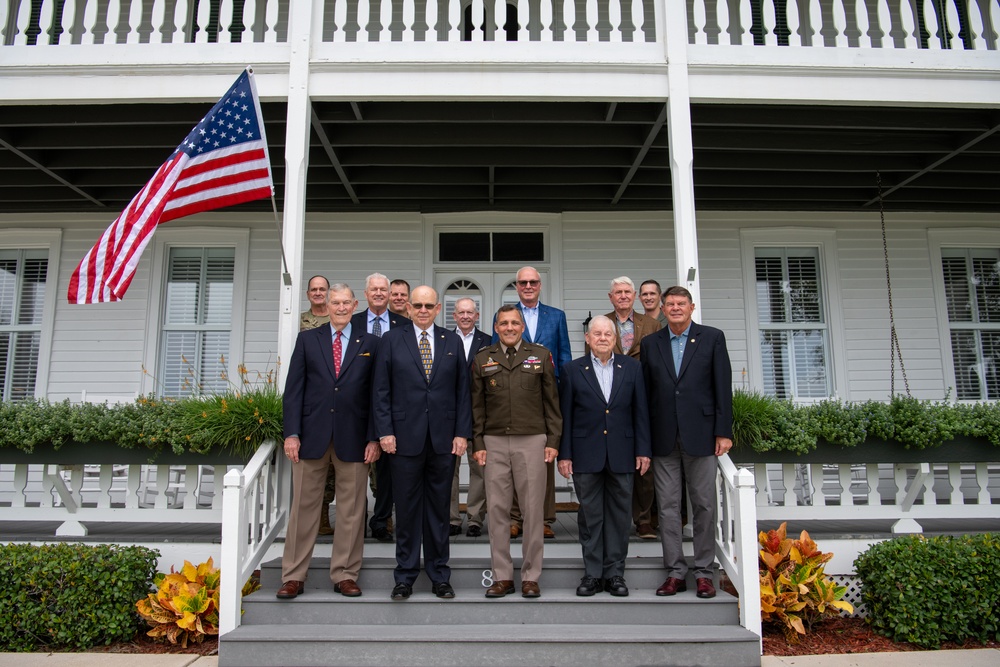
<box><xmin>3</xmin><ymin>0</ymin><xmax>997</xmax><ymax>49</ymax></box>
<box><xmin>752</xmin><ymin>460</ymin><xmax>1000</xmax><ymax>533</ymax></box>
<box><xmin>0</xmin><ymin>461</ymin><xmax>232</xmax><ymax>536</ymax></box>
<box><xmin>219</xmin><ymin>438</ymin><xmax>288</xmax><ymax>636</ymax></box>
<box><xmin>716</xmin><ymin>453</ymin><xmax>762</xmax><ymax>640</ymax></box>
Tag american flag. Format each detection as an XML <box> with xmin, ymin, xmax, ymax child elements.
<box><xmin>68</xmin><ymin>68</ymin><xmax>273</xmax><ymax>304</ymax></box>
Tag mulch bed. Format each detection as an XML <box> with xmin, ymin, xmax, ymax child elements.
<box><xmin>87</xmin><ymin>635</ymin><xmax>218</xmax><ymax>655</ymax></box>
<box><xmin>762</xmin><ymin>616</ymin><xmax>1000</xmax><ymax>656</ymax></box>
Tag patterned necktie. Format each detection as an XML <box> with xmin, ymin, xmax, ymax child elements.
<box><xmin>333</xmin><ymin>331</ymin><xmax>342</xmax><ymax>378</ymax></box>
<box><xmin>419</xmin><ymin>331</ymin><xmax>433</xmax><ymax>381</ymax></box>
<box><xmin>372</xmin><ymin>316</ymin><xmax>383</xmax><ymax>338</ymax></box>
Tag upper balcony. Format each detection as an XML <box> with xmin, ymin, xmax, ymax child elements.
<box><xmin>2</xmin><ymin>0</ymin><xmax>998</xmax><ymax>105</ymax></box>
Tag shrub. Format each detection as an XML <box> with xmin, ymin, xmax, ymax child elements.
<box><xmin>854</xmin><ymin>533</ymin><xmax>1000</xmax><ymax>648</ymax></box>
<box><xmin>136</xmin><ymin>558</ymin><xmax>221</xmax><ymax>648</ymax></box>
<box><xmin>0</xmin><ymin>543</ymin><xmax>159</xmax><ymax>652</ymax></box>
<box><xmin>759</xmin><ymin>522</ymin><xmax>853</xmax><ymax>642</ymax></box>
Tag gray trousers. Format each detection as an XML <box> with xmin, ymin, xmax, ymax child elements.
<box><xmin>574</xmin><ymin>469</ymin><xmax>634</xmax><ymax>579</ymax></box>
<box><xmin>652</xmin><ymin>448</ymin><xmax>718</xmax><ymax>579</ymax></box>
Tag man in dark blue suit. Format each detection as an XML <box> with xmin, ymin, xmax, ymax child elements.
<box><xmin>497</xmin><ymin>266</ymin><xmax>572</xmax><ymax>538</ymax></box>
<box><xmin>351</xmin><ymin>272</ymin><xmax>408</xmax><ymax>543</ymax></box>
<box><xmin>373</xmin><ymin>285</ymin><xmax>472</xmax><ymax>600</ymax></box>
<box><xmin>640</xmin><ymin>285</ymin><xmax>733</xmax><ymax>600</ymax></box>
<box><xmin>558</xmin><ymin>315</ymin><xmax>651</xmax><ymax>597</ymax></box>
<box><xmin>449</xmin><ymin>297</ymin><xmax>492</xmax><ymax>538</ymax></box>
<box><xmin>277</xmin><ymin>283</ymin><xmax>381</xmax><ymax>600</ymax></box>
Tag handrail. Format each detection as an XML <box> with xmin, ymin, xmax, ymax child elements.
<box><xmin>716</xmin><ymin>453</ymin><xmax>762</xmax><ymax>643</ymax></box>
<box><xmin>219</xmin><ymin>438</ymin><xmax>288</xmax><ymax>636</ymax></box>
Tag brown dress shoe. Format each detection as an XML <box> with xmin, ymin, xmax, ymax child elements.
<box><xmin>655</xmin><ymin>577</ymin><xmax>687</xmax><ymax>596</ymax></box>
<box><xmin>696</xmin><ymin>578</ymin><xmax>716</xmax><ymax>598</ymax></box>
<box><xmin>334</xmin><ymin>579</ymin><xmax>362</xmax><ymax>597</ymax></box>
<box><xmin>485</xmin><ymin>580</ymin><xmax>515</xmax><ymax>598</ymax></box>
<box><xmin>510</xmin><ymin>524</ymin><xmax>521</xmax><ymax>538</ymax></box>
<box><xmin>543</xmin><ymin>524</ymin><xmax>555</xmax><ymax>539</ymax></box>
<box><xmin>636</xmin><ymin>523</ymin><xmax>656</xmax><ymax>540</ymax></box>
<box><xmin>276</xmin><ymin>580</ymin><xmax>304</xmax><ymax>599</ymax></box>
<box><xmin>521</xmin><ymin>580</ymin><xmax>541</xmax><ymax>598</ymax></box>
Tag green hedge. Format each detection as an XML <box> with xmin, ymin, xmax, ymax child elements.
<box><xmin>854</xmin><ymin>533</ymin><xmax>1000</xmax><ymax>648</ymax></box>
<box><xmin>0</xmin><ymin>543</ymin><xmax>159</xmax><ymax>652</ymax></box>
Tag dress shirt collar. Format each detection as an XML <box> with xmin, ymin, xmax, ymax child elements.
<box><xmin>669</xmin><ymin>323</ymin><xmax>692</xmax><ymax>341</ymax></box>
<box><xmin>332</xmin><ymin>321</ymin><xmax>353</xmax><ymax>339</ymax></box>
<box><xmin>591</xmin><ymin>352</ymin><xmax>614</xmax><ymax>368</ymax></box>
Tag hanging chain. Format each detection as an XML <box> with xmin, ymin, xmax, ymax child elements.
<box><xmin>878</xmin><ymin>171</ymin><xmax>910</xmax><ymax>397</ymax></box>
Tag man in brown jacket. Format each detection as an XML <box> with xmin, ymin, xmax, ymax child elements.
<box><xmin>471</xmin><ymin>304</ymin><xmax>561</xmax><ymax>599</ymax></box>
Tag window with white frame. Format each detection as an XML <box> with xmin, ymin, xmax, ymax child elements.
<box><xmin>941</xmin><ymin>248</ymin><xmax>1000</xmax><ymax>401</ymax></box>
<box><xmin>159</xmin><ymin>247</ymin><xmax>235</xmax><ymax>398</ymax></box>
<box><xmin>754</xmin><ymin>247</ymin><xmax>832</xmax><ymax>400</ymax></box>
<box><xmin>0</xmin><ymin>249</ymin><xmax>47</xmax><ymax>401</ymax></box>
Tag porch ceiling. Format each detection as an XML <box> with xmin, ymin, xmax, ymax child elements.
<box><xmin>0</xmin><ymin>101</ymin><xmax>998</xmax><ymax>215</ymax></box>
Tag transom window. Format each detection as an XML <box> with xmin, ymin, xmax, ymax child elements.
<box><xmin>0</xmin><ymin>249</ymin><xmax>47</xmax><ymax>401</ymax></box>
<box><xmin>159</xmin><ymin>247</ymin><xmax>235</xmax><ymax>398</ymax></box>
<box><xmin>438</xmin><ymin>231</ymin><xmax>544</xmax><ymax>263</ymax></box>
<box><xmin>941</xmin><ymin>248</ymin><xmax>1000</xmax><ymax>400</ymax></box>
<box><xmin>754</xmin><ymin>247</ymin><xmax>832</xmax><ymax>400</ymax></box>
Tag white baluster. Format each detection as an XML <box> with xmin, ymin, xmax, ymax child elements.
<box><xmin>264</xmin><ymin>0</ymin><xmax>281</xmax><ymax>42</ymax></box>
<box><xmin>356</xmin><ymin>0</ymin><xmax>371</xmax><ymax>40</ymax></box>
<box><xmin>899</xmin><ymin>0</ymin><xmax>917</xmax><ymax>48</ymax></box>
<box><xmin>865</xmin><ymin>463</ymin><xmax>879</xmax><ymax>506</ymax></box>
<box><xmin>470</xmin><ymin>0</ymin><xmax>484</xmax><ymax>40</ymax></box>
<box><xmin>762</xmin><ymin>0</ymin><xmax>777</xmax><ymax>45</ymax></box>
<box><xmin>920</xmin><ymin>0</ymin><xmax>942</xmax><ymax>48</ymax></box>
<box><xmin>243</xmin><ymin>0</ymin><xmax>258</xmax><ymax>41</ymax></box>
<box><xmin>737</xmin><ymin>0</ymin><xmax>752</xmax><ymax>44</ymax></box>
<box><xmin>608</xmin><ymin>0</ymin><xmax>621</xmax><ymax>41</ymax></box>
<box><xmin>380</xmin><ymin>0</ymin><xmax>392</xmax><ymax>40</ymax></box>
<box><xmin>425</xmin><ymin>0</ymin><xmax>439</xmax><ymax>40</ymax></box>
<box><xmin>967</xmin><ymin>0</ymin><xmax>986</xmax><ymax>50</ymax></box>
<box><xmin>786</xmin><ymin>0</ymin><xmax>802</xmax><ymax>45</ymax></box>
<box><xmin>449</xmin><ymin>0</ymin><xmax>461</xmax><ymax>40</ymax></box>
<box><xmin>332</xmin><ymin>0</ymin><xmax>347</xmax><ymax>41</ymax></box>
<box><xmin>493</xmin><ymin>0</ymin><xmax>505</xmax><ymax>40</ymax></box>
<box><xmin>11</xmin><ymin>464</ymin><xmax>29</xmax><ymax>508</ymax></box>
<box><xmin>58</xmin><ymin>0</ymin><xmax>79</xmax><ymax>43</ymax></box>
<box><xmin>947</xmin><ymin>463</ymin><xmax>963</xmax><ymax>505</ymax></box>
<box><xmin>125</xmin><ymin>464</ymin><xmax>141</xmax><ymax>509</ymax></box>
<box><xmin>125</xmin><ymin>0</ymin><xmax>144</xmax><ymax>42</ymax></box>
<box><xmin>13</xmin><ymin>0</ymin><xmax>33</xmax><ymax>45</ymax></box>
<box><xmin>810</xmin><ymin>463</ymin><xmax>827</xmax><ymax>505</ymax></box>
<box><xmin>838</xmin><ymin>464</ymin><xmax>852</xmax><ymax>506</ymax></box>
<box><xmin>944</xmin><ymin>0</ymin><xmax>961</xmax><ymax>47</ymax></box>
<box><xmin>691</xmin><ymin>0</ymin><xmax>707</xmax><ymax>43</ymax></box>
<box><xmin>539</xmin><ymin>0</ymin><xmax>552</xmax><ymax>40</ymax></box>
<box><xmin>873</xmin><ymin>0</ymin><xmax>892</xmax><ymax>47</ymax></box>
<box><xmin>974</xmin><ymin>462</ymin><xmax>989</xmax><ymax>505</ymax></box>
<box><xmin>402</xmin><ymin>0</ymin><xmax>415</xmax><ymax>41</ymax></box>
<box><xmin>106</xmin><ymin>0</ymin><xmax>124</xmax><ymax>44</ymax></box>
<box><xmin>752</xmin><ymin>464</ymin><xmax>769</xmax><ymax>505</ymax></box>
<box><xmin>193</xmin><ymin>0</ymin><xmax>211</xmax><ymax>42</ymax></box>
<box><xmin>217</xmin><ymin>0</ymin><xmax>234</xmax><ymax>42</ymax></box>
<box><xmin>561</xmin><ymin>0</ymin><xmax>574</xmax><ymax>41</ymax></box>
<box><xmin>853</xmin><ymin>0</ymin><xmax>871</xmax><ymax>46</ymax></box>
<box><xmin>149</xmin><ymin>0</ymin><xmax>167</xmax><ymax>43</ymax></box>
<box><xmin>831</xmin><ymin>0</ymin><xmax>848</xmax><ymax>46</ymax></box>
<box><xmin>585</xmin><ymin>0</ymin><xmax>597</xmax><ymax>40</ymax></box>
<box><xmin>782</xmin><ymin>463</ymin><xmax>798</xmax><ymax>506</ymax></box>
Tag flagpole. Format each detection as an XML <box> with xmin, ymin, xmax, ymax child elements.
<box><xmin>271</xmin><ymin>195</ymin><xmax>293</xmax><ymax>286</ymax></box>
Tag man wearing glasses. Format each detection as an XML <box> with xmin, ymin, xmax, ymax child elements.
<box><xmin>497</xmin><ymin>266</ymin><xmax>572</xmax><ymax>539</ymax></box>
<box><xmin>373</xmin><ymin>286</ymin><xmax>472</xmax><ymax>600</ymax></box>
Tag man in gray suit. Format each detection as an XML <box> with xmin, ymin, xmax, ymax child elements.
<box><xmin>640</xmin><ymin>286</ymin><xmax>733</xmax><ymax>600</ymax></box>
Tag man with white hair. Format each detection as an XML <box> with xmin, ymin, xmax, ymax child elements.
<box><xmin>596</xmin><ymin>276</ymin><xmax>661</xmax><ymax>541</ymax></box>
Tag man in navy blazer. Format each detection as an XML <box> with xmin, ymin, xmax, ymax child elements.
<box><xmin>640</xmin><ymin>285</ymin><xmax>733</xmax><ymax>600</ymax></box>
<box><xmin>351</xmin><ymin>272</ymin><xmax>408</xmax><ymax>543</ymax></box>
<box><xmin>277</xmin><ymin>283</ymin><xmax>381</xmax><ymax>600</ymax></box>
<box><xmin>558</xmin><ymin>315</ymin><xmax>651</xmax><ymax>597</ymax></box>
<box><xmin>373</xmin><ymin>285</ymin><xmax>472</xmax><ymax>600</ymax></box>
<box><xmin>449</xmin><ymin>297</ymin><xmax>492</xmax><ymax>538</ymax></box>
<box><xmin>495</xmin><ymin>266</ymin><xmax>572</xmax><ymax>538</ymax></box>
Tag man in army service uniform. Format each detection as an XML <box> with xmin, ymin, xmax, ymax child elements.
<box><xmin>471</xmin><ymin>304</ymin><xmax>562</xmax><ymax>599</ymax></box>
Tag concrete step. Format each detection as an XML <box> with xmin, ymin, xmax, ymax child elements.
<box><xmin>241</xmin><ymin>586</ymin><xmax>740</xmax><ymax>626</ymax></box>
<box><xmin>220</xmin><ymin>623</ymin><xmax>761</xmax><ymax>667</ymax></box>
<box><xmin>257</xmin><ymin>555</ymin><xmax>684</xmax><ymax>591</ymax></box>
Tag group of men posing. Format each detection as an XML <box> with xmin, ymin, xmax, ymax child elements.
<box><xmin>278</xmin><ymin>267</ymin><xmax>733</xmax><ymax>601</ymax></box>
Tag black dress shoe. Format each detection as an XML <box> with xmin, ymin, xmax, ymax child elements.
<box><xmin>449</xmin><ymin>524</ymin><xmax>463</xmax><ymax>537</ymax></box>
<box><xmin>465</xmin><ymin>525</ymin><xmax>482</xmax><ymax>537</ymax></box>
<box><xmin>390</xmin><ymin>583</ymin><xmax>412</xmax><ymax>600</ymax></box>
<box><xmin>576</xmin><ymin>576</ymin><xmax>602</xmax><ymax>597</ymax></box>
<box><xmin>432</xmin><ymin>582</ymin><xmax>455</xmax><ymax>599</ymax></box>
<box><xmin>605</xmin><ymin>575</ymin><xmax>629</xmax><ymax>597</ymax></box>
<box><xmin>372</xmin><ymin>527</ymin><xmax>394</xmax><ymax>543</ymax></box>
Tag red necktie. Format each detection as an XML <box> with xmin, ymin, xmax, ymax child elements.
<box><xmin>333</xmin><ymin>331</ymin><xmax>343</xmax><ymax>378</ymax></box>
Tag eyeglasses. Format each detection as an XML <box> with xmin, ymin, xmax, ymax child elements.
<box><xmin>516</xmin><ymin>280</ymin><xmax>540</xmax><ymax>287</ymax></box>
<box><xmin>410</xmin><ymin>303</ymin><xmax>437</xmax><ymax>311</ymax></box>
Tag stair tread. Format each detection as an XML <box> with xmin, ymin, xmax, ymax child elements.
<box><xmin>244</xmin><ymin>588</ymin><xmax>736</xmax><ymax>603</ymax></box>
<box><xmin>224</xmin><ymin>623</ymin><xmax>759</xmax><ymax>643</ymax></box>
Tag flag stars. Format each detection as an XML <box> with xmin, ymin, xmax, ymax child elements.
<box><xmin>213</xmin><ymin>140</ymin><xmax>220</xmax><ymax>147</ymax></box>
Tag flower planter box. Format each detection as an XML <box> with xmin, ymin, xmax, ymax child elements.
<box><xmin>730</xmin><ymin>436</ymin><xmax>998</xmax><ymax>465</ymax></box>
<box><xmin>0</xmin><ymin>441</ymin><xmax>249</xmax><ymax>466</ymax></box>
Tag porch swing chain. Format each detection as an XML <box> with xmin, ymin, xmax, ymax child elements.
<box><xmin>878</xmin><ymin>171</ymin><xmax>911</xmax><ymax>397</ymax></box>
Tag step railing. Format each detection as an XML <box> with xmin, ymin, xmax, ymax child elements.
<box><xmin>716</xmin><ymin>453</ymin><xmax>762</xmax><ymax>640</ymax></box>
<box><xmin>219</xmin><ymin>438</ymin><xmax>289</xmax><ymax>636</ymax></box>
<box><xmin>688</xmin><ymin>0</ymin><xmax>999</xmax><ymax>50</ymax></box>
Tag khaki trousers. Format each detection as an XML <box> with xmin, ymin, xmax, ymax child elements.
<box><xmin>282</xmin><ymin>441</ymin><xmax>369</xmax><ymax>584</ymax></box>
<box><xmin>450</xmin><ymin>450</ymin><xmax>487</xmax><ymax>528</ymax></box>
<box><xmin>484</xmin><ymin>434</ymin><xmax>547</xmax><ymax>582</ymax></box>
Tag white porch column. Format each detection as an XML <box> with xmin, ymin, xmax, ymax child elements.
<box><xmin>661</xmin><ymin>0</ymin><xmax>701</xmax><ymax>317</ymax></box>
<box><xmin>276</xmin><ymin>0</ymin><xmax>318</xmax><ymax>387</ymax></box>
